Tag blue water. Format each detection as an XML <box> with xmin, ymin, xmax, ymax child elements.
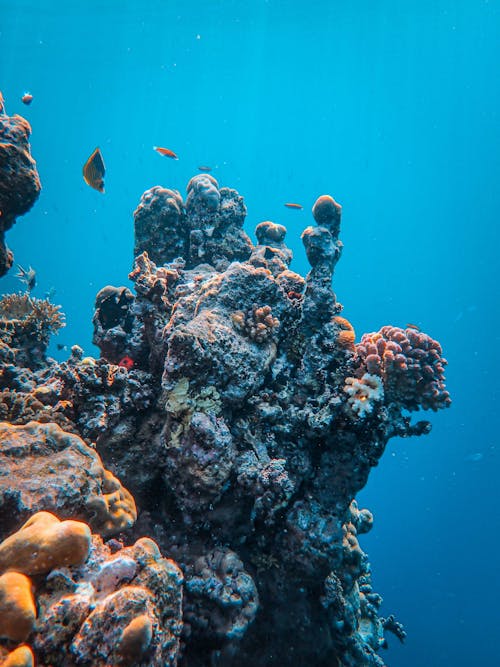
<box><xmin>1</xmin><ymin>1</ymin><xmax>499</xmax><ymax>665</ymax></box>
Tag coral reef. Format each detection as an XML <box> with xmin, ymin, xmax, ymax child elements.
<box><xmin>0</xmin><ymin>100</ymin><xmax>41</xmax><ymax>277</ymax></box>
<box><xmin>0</xmin><ymin>514</ymin><xmax>183</xmax><ymax>666</ymax></box>
<box><xmin>0</xmin><ymin>116</ymin><xmax>451</xmax><ymax>666</ymax></box>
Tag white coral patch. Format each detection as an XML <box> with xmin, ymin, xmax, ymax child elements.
<box><xmin>344</xmin><ymin>373</ymin><xmax>384</xmax><ymax>418</ymax></box>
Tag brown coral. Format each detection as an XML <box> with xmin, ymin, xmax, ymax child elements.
<box><xmin>231</xmin><ymin>304</ymin><xmax>279</xmax><ymax>343</ymax></box>
<box><xmin>117</xmin><ymin>613</ymin><xmax>154</xmax><ymax>665</ymax></box>
<box><xmin>86</xmin><ymin>470</ymin><xmax>137</xmax><ymax>537</ymax></box>
<box><xmin>34</xmin><ymin>532</ymin><xmax>183</xmax><ymax>667</ymax></box>
<box><xmin>312</xmin><ymin>194</ymin><xmax>342</xmax><ymax>236</ymax></box>
<box><xmin>0</xmin><ymin>421</ymin><xmax>136</xmax><ymax>538</ymax></box>
<box><xmin>0</xmin><ymin>389</ymin><xmax>76</xmax><ymax>433</ymax></box>
<box><xmin>333</xmin><ymin>316</ymin><xmax>356</xmax><ymax>350</ymax></box>
<box><xmin>0</xmin><ymin>109</ymin><xmax>41</xmax><ymax>277</ymax></box>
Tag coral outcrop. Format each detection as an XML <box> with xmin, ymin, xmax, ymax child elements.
<box><xmin>0</xmin><ymin>99</ymin><xmax>41</xmax><ymax>277</ymax></box>
<box><xmin>0</xmin><ymin>115</ymin><xmax>451</xmax><ymax>666</ymax></box>
<box><xmin>0</xmin><ymin>513</ymin><xmax>183</xmax><ymax>666</ymax></box>
<box><xmin>87</xmin><ymin>177</ymin><xmax>450</xmax><ymax>665</ymax></box>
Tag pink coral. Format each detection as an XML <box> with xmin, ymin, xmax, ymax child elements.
<box><xmin>354</xmin><ymin>325</ymin><xmax>451</xmax><ymax>411</ymax></box>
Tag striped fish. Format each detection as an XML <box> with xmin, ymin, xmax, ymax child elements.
<box><xmin>83</xmin><ymin>147</ymin><xmax>105</xmax><ymax>192</ymax></box>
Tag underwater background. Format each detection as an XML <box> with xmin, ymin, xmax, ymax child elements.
<box><xmin>0</xmin><ymin>1</ymin><xmax>498</xmax><ymax>665</ymax></box>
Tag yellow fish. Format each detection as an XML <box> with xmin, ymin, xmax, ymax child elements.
<box><xmin>83</xmin><ymin>147</ymin><xmax>105</xmax><ymax>192</ymax></box>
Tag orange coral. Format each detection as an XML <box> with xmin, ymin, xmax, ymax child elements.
<box><xmin>0</xmin><ymin>511</ymin><xmax>91</xmax><ymax>576</ymax></box>
<box><xmin>0</xmin><ymin>572</ymin><xmax>36</xmax><ymax>642</ymax></box>
<box><xmin>0</xmin><ymin>645</ymin><xmax>34</xmax><ymax>667</ymax></box>
<box><xmin>117</xmin><ymin>613</ymin><xmax>153</xmax><ymax>665</ymax></box>
<box><xmin>333</xmin><ymin>316</ymin><xmax>356</xmax><ymax>350</ymax></box>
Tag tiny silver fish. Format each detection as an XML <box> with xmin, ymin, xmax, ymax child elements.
<box><xmin>16</xmin><ymin>264</ymin><xmax>36</xmax><ymax>291</ymax></box>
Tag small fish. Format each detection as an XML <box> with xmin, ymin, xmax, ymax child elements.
<box><xmin>153</xmin><ymin>146</ymin><xmax>178</xmax><ymax>159</ymax></box>
<box><xmin>118</xmin><ymin>355</ymin><xmax>134</xmax><ymax>370</ymax></box>
<box><xmin>21</xmin><ymin>92</ymin><xmax>33</xmax><ymax>105</ymax></box>
<box><xmin>284</xmin><ymin>203</ymin><xmax>303</xmax><ymax>210</ymax></box>
<box><xmin>44</xmin><ymin>286</ymin><xmax>56</xmax><ymax>300</ymax></box>
<box><xmin>406</xmin><ymin>323</ymin><xmax>420</xmax><ymax>331</ymax></box>
<box><xmin>56</xmin><ymin>343</ymin><xmax>68</xmax><ymax>351</ymax></box>
<box><xmin>198</xmin><ymin>165</ymin><xmax>212</xmax><ymax>172</ymax></box>
<box><xmin>16</xmin><ymin>264</ymin><xmax>36</xmax><ymax>291</ymax></box>
<box><xmin>83</xmin><ymin>147</ymin><xmax>105</xmax><ymax>193</ymax></box>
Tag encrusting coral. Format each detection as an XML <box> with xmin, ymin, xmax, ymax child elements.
<box><xmin>0</xmin><ymin>421</ymin><xmax>136</xmax><ymax>539</ymax></box>
<box><xmin>0</xmin><ymin>95</ymin><xmax>451</xmax><ymax>667</ymax></box>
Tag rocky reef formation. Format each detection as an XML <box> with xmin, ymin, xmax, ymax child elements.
<box><xmin>0</xmin><ymin>512</ymin><xmax>183</xmax><ymax>667</ymax></box>
<box><xmin>0</xmin><ymin>99</ymin><xmax>41</xmax><ymax>277</ymax></box>
<box><xmin>0</xmin><ymin>104</ymin><xmax>451</xmax><ymax>666</ymax></box>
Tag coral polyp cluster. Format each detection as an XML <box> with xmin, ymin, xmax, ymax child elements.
<box><xmin>0</xmin><ymin>98</ymin><xmax>451</xmax><ymax>667</ymax></box>
<box><xmin>355</xmin><ymin>325</ymin><xmax>451</xmax><ymax>411</ymax></box>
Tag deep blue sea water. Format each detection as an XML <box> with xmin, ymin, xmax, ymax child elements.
<box><xmin>1</xmin><ymin>1</ymin><xmax>498</xmax><ymax>665</ymax></box>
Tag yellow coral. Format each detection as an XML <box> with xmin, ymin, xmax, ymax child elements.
<box><xmin>165</xmin><ymin>377</ymin><xmax>191</xmax><ymax>416</ymax></box>
<box><xmin>0</xmin><ymin>645</ymin><xmax>34</xmax><ymax>667</ymax></box>
<box><xmin>0</xmin><ymin>572</ymin><xmax>36</xmax><ymax>642</ymax></box>
<box><xmin>0</xmin><ymin>511</ymin><xmax>91</xmax><ymax>576</ymax></box>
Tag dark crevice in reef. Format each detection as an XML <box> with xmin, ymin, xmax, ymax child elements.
<box><xmin>0</xmin><ymin>96</ymin><xmax>450</xmax><ymax>666</ymax></box>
